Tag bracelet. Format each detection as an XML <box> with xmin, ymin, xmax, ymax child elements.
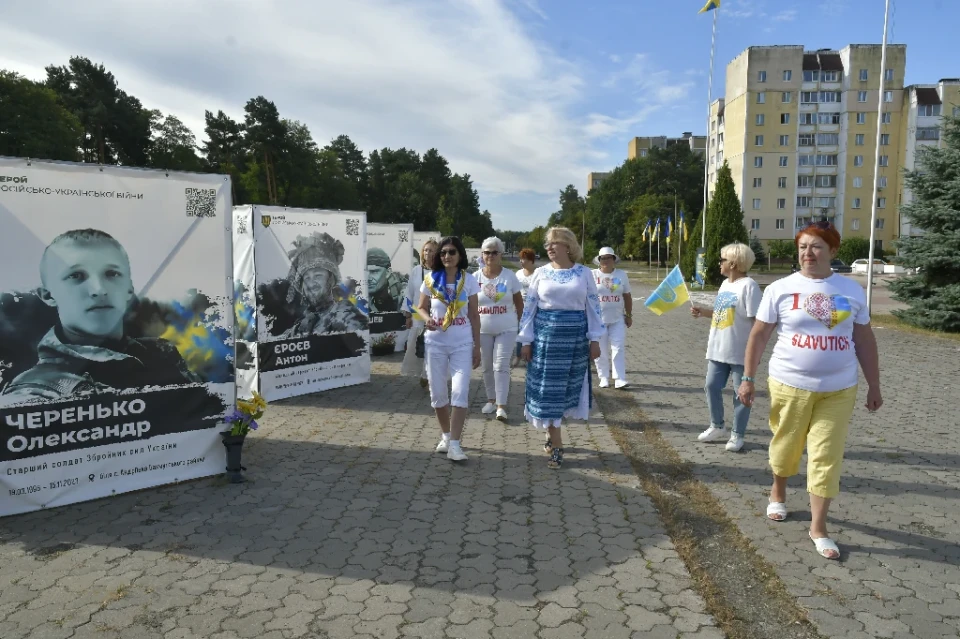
<box><xmin>741</xmin><ymin>375</ymin><xmax>755</xmax><ymax>383</ymax></box>
<box><xmin>624</xmin><ymin>313</ymin><xmax>632</xmax><ymax>319</ymax></box>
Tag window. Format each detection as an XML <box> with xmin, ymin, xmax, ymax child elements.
<box><xmin>796</xmin><ymin>196</ymin><xmax>812</xmax><ymax>207</ymax></box>
<box><xmin>782</xmin><ymin>92</ymin><xmax>792</xmax><ymax>103</ymax></box>
<box><xmin>803</xmin><ymin>70</ymin><xmax>818</xmax><ymax>82</ymax></box>
<box><xmin>851</xmin><ymin>219</ymin><xmax>860</xmax><ymax>231</ymax></box>
<box><xmin>855</xmin><ymin>134</ymin><xmax>865</xmax><ymax>145</ymax></box>
<box><xmin>874</xmin><ymin>239</ymin><xmax>883</xmax><ymax>251</ymax></box>
<box><xmin>640</xmin><ymin>149</ymin><xmax>648</xmax><ymax>157</ymax></box>
<box><xmin>781</xmin><ymin>113</ymin><xmax>791</xmax><ymax>124</ymax></box>
<box><xmin>884</xmin><ymin>91</ymin><xmax>893</xmax><ymax>103</ymax></box>
<box><xmin>854</xmin><ymin>155</ymin><xmax>864</xmax><ymax>167</ymax></box>
<box><xmin>777</xmin><ymin>198</ymin><xmax>786</xmax><ymax>209</ymax></box>
<box><xmin>853</xmin><ymin>177</ymin><xmax>862</xmax><ymax>188</ymax></box>
<box><xmin>798</xmin><ymin>154</ymin><xmax>838</xmax><ymax>166</ymax></box>
<box><xmin>858</xmin><ymin>91</ymin><xmax>868</xmax><ymax>103</ymax></box>
<box><xmin>776</xmin><ymin>219</ymin><xmax>786</xmax><ymax>229</ymax></box>
<box><xmin>817</xmin><ymin>133</ymin><xmax>839</xmax><ymax>145</ymax></box>
<box><xmin>879</xmin><ymin>155</ymin><xmax>889</xmax><ymax>166</ymax></box>
<box><xmin>916</xmin><ymin>127</ymin><xmax>940</xmax><ymax>141</ymax></box>
<box><xmin>882</xmin><ymin>112</ymin><xmax>891</xmax><ymax>124</ymax></box>
<box><xmin>880</xmin><ymin>133</ymin><xmax>890</xmax><ymax>145</ymax></box>
<box><xmin>815</xmin><ymin>197</ymin><xmax>836</xmax><ymax>208</ymax></box>
<box><xmin>797</xmin><ymin>175</ymin><xmax>813</xmax><ymax>188</ymax></box>
<box><xmin>751</xmin><ymin>219</ymin><xmax>761</xmax><ymax>230</ymax></box>
<box><xmin>857</xmin><ymin>112</ymin><xmax>866</xmax><ymax>124</ymax></box>
<box><xmin>756</xmin><ymin>114</ymin><xmax>765</xmax><ymax>125</ymax></box>
<box><xmin>752</xmin><ymin>199</ymin><xmax>761</xmax><ymax>210</ymax></box>
<box><xmin>885</xmin><ymin>68</ymin><xmax>894</xmax><ymax>82</ymax></box>
<box><xmin>859</xmin><ymin>69</ymin><xmax>868</xmax><ymax>81</ymax></box>
<box><xmin>779</xmin><ymin>135</ymin><xmax>789</xmax><ymax>146</ymax></box>
<box><xmin>757</xmin><ymin>92</ymin><xmax>766</xmax><ymax>104</ymax></box>
<box><xmin>798</xmin><ymin>133</ymin><xmax>815</xmax><ymax>146</ymax></box>
<box><xmin>815</xmin><ymin>175</ymin><xmax>837</xmax><ymax>187</ymax></box>
<box><xmin>799</xmin><ymin>113</ymin><xmax>815</xmax><ymax>125</ymax></box>
<box><xmin>755</xmin><ymin>135</ymin><xmax>764</xmax><ymax>146</ymax></box>
<box><xmin>818</xmin><ymin>112</ymin><xmax>841</xmax><ymax>124</ymax></box>
<box><xmin>876</xmin><ymin>218</ymin><xmax>885</xmax><ymax>229</ymax></box>
<box><xmin>711</xmin><ymin>121</ymin><xmax>716</xmax><ymax>130</ymax></box>
<box><xmin>753</xmin><ymin>177</ymin><xmax>763</xmax><ymax>188</ymax></box>
<box><xmin>778</xmin><ymin>177</ymin><xmax>787</xmax><ymax>188</ymax></box>
<box><xmin>779</xmin><ymin>156</ymin><xmax>788</xmax><ymax>167</ymax></box>
<box><xmin>852</xmin><ymin>198</ymin><xmax>861</xmax><ymax>209</ymax></box>
<box><xmin>754</xmin><ymin>156</ymin><xmax>763</xmax><ymax>168</ymax></box>
<box><xmin>758</xmin><ymin>70</ymin><xmax>767</xmax><ymax>82</ymax></box>
<box><xmin>877</xmin><ymin>197</ymin><xmax>886</xmax><ymax>209</ymax></box>
<box><xmin>783</xmin><ymin>70</ymin><xmax>792</xmax><ymax>81</ymax></box>
<box><xmin>954</xmin><ymin>106</ymin><xmax>960</xmax><ymax>117</ymax></box>
<box><xmin>821</xmin><ymin>70</ymin><xmax>840</xmax><ymax>82</ymax></box>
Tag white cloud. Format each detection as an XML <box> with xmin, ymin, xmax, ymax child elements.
<box><xmin>772</xmin><ymin>9</ymin><xmax>798</xmax><ymax>22</ymax></box>
<box><xmin>517</xmin><ymin>0</ymin><xmax>548</xmax><ymax>20</ymax></box>
<box><xmin>609</xmin><ymin>54</ymin><xmax>622</xmax><ymax>64</ymax></box>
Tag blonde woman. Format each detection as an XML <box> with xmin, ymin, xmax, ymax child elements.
<box><xmin>519</xmin><ymin>227</ymin><xmax>603</xmax><ymax>469</ymax></box>
<box><xmin>690</xmin><ymin>242</ymin><xmax>761</xmax><ymax>452</ymax></box>
<box><xmin>402</xmin><ymin>239</ymin><xmax>438</xmax><ymax>386</ymax></box>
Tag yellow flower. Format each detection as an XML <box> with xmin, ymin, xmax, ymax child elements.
<box><xmin>251</xmin><ymin>391</ymin><xmax>268</xmax><ymax>410</ymax></box>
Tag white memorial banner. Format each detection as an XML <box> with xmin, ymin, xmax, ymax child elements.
<box><xmin>366</xmin><ymin>223</ymin><xmax>414</xmax><ymax>353</ymax></box>
<box><xmin>233</xmin><ymin>206</ymin><xmax>370</xmax><ymax>401</ymax></box>
<box><xmin>0</xmin><ymin>158</ymin><xmax>234</xmax><ymax>517</ymax></box>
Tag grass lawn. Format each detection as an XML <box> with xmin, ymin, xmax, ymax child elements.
<box><xmin>870</xmin><ymin>313</ymin><xmax>960</xmax><ymax>342</ymax></box>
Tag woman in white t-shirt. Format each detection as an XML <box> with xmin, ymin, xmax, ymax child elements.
<box><xmin>401</xmin><ymin>239</ymin><xmax>438</xmax><ymax>386</ymax></box>
<box><xmin>513</xmin><ymin>248</ymin><xmax>537</xmax><ymax>366</ymax></box>
<box><xmin>591</xmin><ymin>247</ymin><xmax>633</xmax><ymax>389</ymax></box>
<box><xmin>737</xmin><ymin>221</ymin><xmax>882</xmax><ymax>560</ymax></box>
<box><xmin>475</xmin><ymin>237</ymin><xmax>524</xmax><ymax>421</ymax></box>
<box><xmin>416</xmin><ymin>236</ymin><xmax>481</xmax><ymax>462</ymax></box>
<box><xmin>690</xmin><ymin>242</ymin><xmax>761</xmax><ymax>452</ymax></box>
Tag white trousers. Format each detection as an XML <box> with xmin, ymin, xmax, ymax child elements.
<box><xmin>400</xmin><ymin>320</ymin><xmax>426</xmax><ymax>378</ymax></box>
<box><xmin>480</xmin><ymin>331</ymin><xmax>516</xmax><ymax>405</ymax></box>
<box><xmin>426</xmin><ymin>342</ymin><xmax>473</xmax><ymax>409</ymax></box>
<box><xmin>595</xmin><ymin>320</ymin><xmax>627</xmax><ymax>382</ymax></box>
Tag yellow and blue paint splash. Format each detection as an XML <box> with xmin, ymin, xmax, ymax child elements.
<box><xmin>159</xmin><ymin>299</ymin><xmax>234</xmax><ymax>383</ymax></box>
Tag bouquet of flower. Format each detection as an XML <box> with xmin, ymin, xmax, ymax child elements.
<box><xmin>224</xmin><ymin>392</ymin><xmax>267</xmax><ymax>437</ymax></box>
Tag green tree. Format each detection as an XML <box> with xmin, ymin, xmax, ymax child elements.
<box><xmin>0</xmin><ymin>71</ymin><xmax>81</xmax><ymax>161</ymax></box>
<box><xmin>836</xmin><ymin>237</ymin><xmax>871</xmax><ymax>264</ymax></box>
<box><xmin>704</xmin><ymin>162</ymin><xmax>749</xmax><ymax>284</ymax></box>
<box><xmin>888</xmin><ymin>112</ymin><xmax>960</xmax><ymax>332</ymax></box>
<box><xmin>768</xmin><ymin>239</ymin><xmax>796</xmax><ymax>262</ymax></box>
<box><xmin>202</xmin><ymin>109</ymin><xmax>247</xmax><ymax>204</ymax></box>
<box><xmin>680</xmin><ymin>209</ymin><xmax>703</xmax><ymax>279</ymax></box>
<box><xmin>749</xmin><ymin>234</ymin><xmax>767</xmax><ymax>266</ymax></box>
<box><xmin>148</xmin><ymin>112</ymin><xmax>202</xmax><ymax>171</ymax></box>
<box><xmin>243</xmin><ymin>96</ymin><xmax>286</xmax><ymax>204</ymax></box>
<box><xmin>324</xmin><ymin>135</ymin><xmax>367</xmax><ymax>206</ymax></box>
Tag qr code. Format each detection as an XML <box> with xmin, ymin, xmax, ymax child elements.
<box><xmin>185</xmin><ymin>188</ymin><xmax>217</xmax><ymax>217</ymax></box>
<box><xmin>398</xmin><ymin>229</ymin><xmax>409</xmax><ymax>243</ymax></box>
<box><xmin>346</xmin><ymin>218</ymin><xmax>360</xmax><ymax>236</ymax></box>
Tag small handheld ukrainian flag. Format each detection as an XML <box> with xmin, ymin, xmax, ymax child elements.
<box><xmin>699</xmin><ymin>0</ymin><xmax>720</xmax><ymax>13</ymax></box>
<box><xmin>644</xmin><ymin>265</ymin><xmax>690</xmax><ymax>316</ymax></box>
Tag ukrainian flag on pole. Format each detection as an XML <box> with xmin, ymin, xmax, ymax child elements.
<box><xmin>644</xmin><ymin>265</ymin><xmax>690</xmax><ymax>316</ymax></box>
<box><xmin>699</xmin><ymin>0</ymin><xmax>720</xmax><ymax>13</ymax></box>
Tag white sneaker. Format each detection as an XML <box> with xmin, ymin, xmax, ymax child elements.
<box><xmin>614</xmin><ymin>379</ymin><xmax>630</xmax><ymax>389</ymax></box>
<box><xmin>435</xmin><ymin>438</ymin><xmax>449</xmax><ymax>453</ymax></box>
<box><xmin>599</xmin><ymin>378</ymin><xmax>610</xmax><ymax>388</ymax></box>
<box><xmin>481</xmin><ymin>401</ymin><xmax>497</xmax><ymax>414</ymax></box>
<box><xmin>496</xmin><ymin>407</ymin><xmax>508</xmax><ymax>422</ymax></box>
<box><xmin>725</xmin><ymin>434</ymin><xmax>744</xmax><ymax>452</ymax></box>
<box><xmin>697</xmin><ymin>426</ymin><xmax>726</xmax><ymax>442</ymax></box>
<box><xmin>447</xmin><ymin>441</ymin><xmax>467</xmax><ymax>461</ymax></box>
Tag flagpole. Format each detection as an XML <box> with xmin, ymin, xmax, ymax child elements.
<box><xmin>701</xmin><ymin>5</ymin><xmax>718</xmax><ymax>248</ymax></box>
<box><xmin>648</xmin><ymin>223</ymin><xmax>652</xmax><ymax>274</ymax></box>
<box><xmin>674</xmin><ymin>194</ymin><xmax>679</xmax><ymax>266</ymax></box>
<box><xmin>656</xmin><ymin>219</ymin><xmax>661</xmax><ymax>280</ymax></box>
<box><xmin>866</xmin><ymin>0</ymin><xmax>890</xmax><ymax>316</ymax></box>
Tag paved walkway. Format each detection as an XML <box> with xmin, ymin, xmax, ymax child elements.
<box><xmin>0</xmin><ymin>358</ymin><xmax>721</xmax><ymax>638</ymax></box>
<box><xmin>628</xmin><ymin>284</ymin><xmax>960</xmax><ymax>639</ymax></box>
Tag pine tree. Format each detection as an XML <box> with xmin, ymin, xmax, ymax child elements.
<box><xmin>749</xmin><ymin>234</ymin><xmax>767</xmax><ymax>266</ymax></box>
<box><xmin>704</xmin><ymin>162</ymin><xmax>749</xmax><ymax>284</ymax></box>
<box><xmin>888</xmin><ymin>113</ymin><xmax>960</xmax><ymax>332</ymax></box>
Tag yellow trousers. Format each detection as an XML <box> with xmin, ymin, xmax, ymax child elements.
<box><xmin>767</xmin><ymin>377</ymin><xmax>858</xmax><ymax>499</ymax></box>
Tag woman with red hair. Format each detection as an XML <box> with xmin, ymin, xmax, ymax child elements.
<box><xmin>737</xmin><ymin>221</ymin><xmax>882</xmax><ymax>560</ymax></box>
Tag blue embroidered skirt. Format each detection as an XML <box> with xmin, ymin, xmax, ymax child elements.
<box><xmin>524</xmin><ymin>309</ymin><xmax>592</xmax><ymax>428</ymax></box>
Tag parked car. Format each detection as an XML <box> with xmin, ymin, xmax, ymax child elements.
<box><xmin>830</xmin><ymin>259</ymin><xmax>852</xmax><ymax>273</ymax></box>
<box><xmin>851</xmin><ymin>259</ymin><xmax>888</xmax><ymax>268</ymax></box>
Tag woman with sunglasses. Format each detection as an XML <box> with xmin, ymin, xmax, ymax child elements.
<box><xmin>519</xmin><ymin>227</ymin><xmax>603</xmax><ymax>469</ymax></box>
<box><xmin>737</xmin><ymin>221</ymin><xmax>882</xmax><ymax>560</ymax></box>
<box><xmin>475</xmin><ymin>237</ymin><xmax>524</xmax><ymax>421</ymax></box>
<box><xmin>416</xmin><ymin>236</ymin><xmax>481</xmax><ymax>461</ymax></box>
<box><xmin>402</xmin><ymin>239</ymin><xmax>439</xmax><ymax>387</ymax></box>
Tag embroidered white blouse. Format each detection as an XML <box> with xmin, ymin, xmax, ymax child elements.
<box><xmin>517</xmin><ymin>264</ymin><xmax>605</xmax><ymax>345</ymax></box>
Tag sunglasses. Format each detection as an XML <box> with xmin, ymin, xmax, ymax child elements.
<box><xmin>599</xmin><ymin>255</ymin><xmax>615</xmax><ymax>260</ymax></box>
<box><xmin>439</xmin><ymin>249</ymin><xmax>460</xmax><ymax>257</ymax></box>
<box><xmin>482</xmin><ymin>250</ymin><xmax>500</xmax><ymax>256</ymax></box>
<box><xmin>809</xmin><ymin>220</ymin><xmax>835</xmax><ymax>231</ymax></box>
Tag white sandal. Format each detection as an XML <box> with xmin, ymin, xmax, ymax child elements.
<box><xmin>809</xmin><ymin>532</ymin><xmax>840</xmax><ymax>560</ymax></box>
<box><xmin>766</xmin><ymin>501</ymin><xmax>787</xmax><ymax>522</ymax></box>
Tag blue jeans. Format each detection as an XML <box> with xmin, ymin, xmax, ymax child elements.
<box><xmin>704</xmin><ymin>360</ymin><xmax>751</xmax><ymax>436</ymax></box>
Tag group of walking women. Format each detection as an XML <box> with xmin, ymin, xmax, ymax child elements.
<box><xmin>402</xmin><ymin>221</ymin><xmax>882</xmax><ymax>561</ymax></box>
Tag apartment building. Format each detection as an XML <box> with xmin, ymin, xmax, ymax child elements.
<box><xmin>586</xmin><ymin>171</ymin><xmax>611</xmax><ymax>194</ymax></box>
<box><xmin>708</xmin><ymin>44</ymin><xmax>907</xmax><ymax>252</ymax></box>
<box><xmin>628</xmin><ymin>132</ymin><xmax>707</xmax><ymax>160</ymax></box>
<box><xmin>898</xmin><ymin>79</ymin><xmax>960</xmax><ymax>237</ymax></box>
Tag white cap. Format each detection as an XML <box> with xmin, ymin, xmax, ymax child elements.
<box><xmin>593</xmin><ymin>246</ymin><xmax>619</xmax><ymax>265</ymax></box>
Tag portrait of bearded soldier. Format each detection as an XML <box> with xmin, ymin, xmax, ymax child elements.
<box><xmin>281</xmin><ymin>232</ymin><xmax>367</xmax><ymax>337</ymax></box>
<box><xmin>366</xmin><ymin>247</ymin><xmax>408</xmax><ymax>313</ymax></box>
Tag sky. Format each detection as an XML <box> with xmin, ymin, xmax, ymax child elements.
<box><xmin>0</xmin><ymin>0</ymin><xmax>954</xmax><ymax>231</ymax></box>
